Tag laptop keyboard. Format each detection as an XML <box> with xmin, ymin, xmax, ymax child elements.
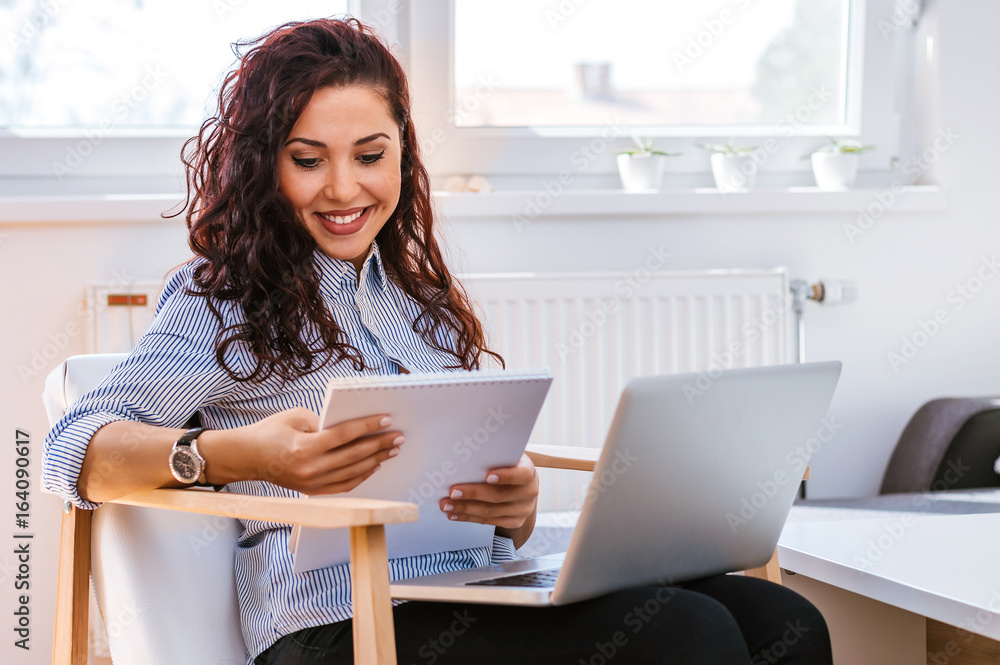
<box><xmin>466</xmin><ymin>569</ymin><xmax>560</xmax><ymax>588</ymax></box>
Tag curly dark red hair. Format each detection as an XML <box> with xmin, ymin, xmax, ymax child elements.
<box><xmin>173</xmin><ymin>17</ymin><xmax>501</xmax><ymax>382</ymax></box>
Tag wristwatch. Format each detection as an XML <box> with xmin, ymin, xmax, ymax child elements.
<box><xmin>169</xmin><ymin>427</ymin><xmax>208</xmax><ymax>484</ymax></box>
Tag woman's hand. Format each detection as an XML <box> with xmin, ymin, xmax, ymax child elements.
<box><xmin>439</xmin><ymin>454</ymin><xmax>538</xmax><ymax>548</ymax></box>
<box><xmin>203</xmin><ymin>408</ymin><xmax>404</xmax><ymax>495</ymax></box>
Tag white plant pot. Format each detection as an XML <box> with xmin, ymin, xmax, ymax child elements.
<box><xmin>811</xmin><ymin>152</ymin><xmax>860</xmax><ymax>190</ymax></box>
<box><xmin>617</xmin><ymin>154</ymin><xmax>666</xmax><ymax>192</ymax></box>
<box><xmin>710</xmin><ymin>153</ymin><xmax>757</xmax><ymax>191</ymax></box>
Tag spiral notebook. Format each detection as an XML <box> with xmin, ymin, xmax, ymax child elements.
<box><xmin>289</xmin><ymin>368</ymin><xmax>553</xmax><ymax>574</ymax></box>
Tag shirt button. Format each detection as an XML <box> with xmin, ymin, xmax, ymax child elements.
<box><xmin>353</xmin><ymin>302</ymin><xmax>361</xmax><ymax>312</ymax></box>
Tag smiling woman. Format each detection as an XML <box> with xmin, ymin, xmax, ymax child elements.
<box><xmin>277</xmin><ymin>87</ymin><xmax>402</xmax><ymax>271</ymax></box>
<box><xmin>41</xmin><ymin>16</ymin><xmax>834</xmax><ymax>665</ymax></box>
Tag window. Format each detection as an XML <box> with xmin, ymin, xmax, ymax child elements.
<box><xmin>1</xmin><ymin>0</ymin><xmax>911</xmax><ymax>191</ymax></box>
<box><xmin>1</xmin><ymin>0</ymin><xmax>350</xmax><ymax>128</ymax></box>
<box><xmin>0</xmin><ymin>0</ymin><xmax>351</xmax><ymax>185</ymax></box>
<box><xmin>409</xmin><ymin>0</ymin><xmax>907</xmax><ymax>186</ymax></box>
<box><xmin>452</xmin><ymin>0</ymin><xmax>852</xmax><ymax>130</ymax></box>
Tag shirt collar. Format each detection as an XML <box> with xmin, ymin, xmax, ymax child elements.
<box><xmin>313</xmin><ymin>242</ymin><xmax>389</xmax><ymax>295</ymax></box>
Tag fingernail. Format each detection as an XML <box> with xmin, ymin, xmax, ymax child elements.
<box><xmin>393</xmin><ymin>435</ymin><xmax>405</xmax><ymax>445</ymax></box>
<box><xmin>442</xmin><ymin>502</ymin><xmax>454</xmax><ymax>512</ymax></box>
<box><xmin>449</xmin><ymin>514</ymin><xmax>458</xmax><ymax>521</ymax></box>
<box><xmin>388</xmin><ymin>448</ymin><xmax>400</xmax><ymax>457</ymax></box>
<box><xmin>380</xmin><ymin>417</ymin><xmax>392</xmax><ymax>427</ymax></box>
<box><xmin>486</xmin><ymin>474</ymin><xmax>499</xmax><ymax>484</ymax></box>
<box><xmin>450</xmin><ymin>489</ymin><xmax>463</xmax><ymax>499</ymax></box>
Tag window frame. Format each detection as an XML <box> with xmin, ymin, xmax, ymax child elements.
<box><xmin>0</xmin><ymin>0</ymin><xmax>916</xmax><ymax>192</ymax></box>
<box><xmin>407</xmin><ymin>0</ymin><xmax>911</xmax><ymax>186</ymax></box>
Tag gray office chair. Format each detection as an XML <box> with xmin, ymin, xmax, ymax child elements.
<box><xmin>880</xmin><ymin>397</ymin><xmax>1000</xmax><ymax>494</ymax></box>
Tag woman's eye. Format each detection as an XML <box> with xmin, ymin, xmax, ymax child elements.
<box><xmin>358</xmin><ymin>150</ymin><xmax>386</xmax><ymax>166</ymax></box>
<box><xmin>292</xmin><ymin>156</ymin><xmax>320</xmax><ymax>169</ymax></box>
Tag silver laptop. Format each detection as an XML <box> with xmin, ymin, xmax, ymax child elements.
<box><xmin>390</xmin><ymin>361</ymin><xmax>842</xmax><ymax>606</ymax></box>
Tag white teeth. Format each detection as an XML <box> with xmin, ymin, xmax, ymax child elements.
<box><xmin>321</xmin><ymin>208</ymin><xmax>366</xmax><ymax>225</ymax></box>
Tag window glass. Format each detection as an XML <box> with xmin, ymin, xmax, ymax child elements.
<box><xmin>453</xmin><ymin>0</ymin><xmax>852</xmax><ymax>128</ymax></box>
<box><xmin>0</xmin><ymin>0</ymin><xmax>349</xmax><ymax>128</ymax></box>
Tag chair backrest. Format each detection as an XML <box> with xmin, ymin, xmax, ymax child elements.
<box><xmin>44</xmin><ymin>354</ymin><xmax>248</xmax><ymax>665</ymax></box>
<box><xmin>880</xmin><ymin>397</ymin><xmax>1000</xmax><ymax>494</ymax></box>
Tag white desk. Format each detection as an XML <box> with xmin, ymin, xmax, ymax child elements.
<box><xmin>778</xmin><ymin>491</ymin><xmax>1000</xmax><ymax>662</ymax></box>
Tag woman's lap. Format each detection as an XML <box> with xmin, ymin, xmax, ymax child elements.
<box><xmin>258</xmin><ymin>574</ymin><xmax>831</xmax><ymax>665</ymax></box>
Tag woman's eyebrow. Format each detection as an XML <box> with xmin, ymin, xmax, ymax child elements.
<box><xmin>354</xmin><ymin>132</ymin><xmax>390</xmax><ymax>146</ymax></box>
<box><xmin>284</xmin><ymin>137</ymin><xmax>325</xmax><ymax>148</ymax></box>
<box><xmin>283</xmin><ymin>133</ymin><xmax>390</xmax><ymax>148</ymax></box>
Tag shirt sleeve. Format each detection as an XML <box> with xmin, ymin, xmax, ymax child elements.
<box><xmin>490</xmin><ymin>534</ymin><xmax>524</xmax><ymax>563</ymax></box>
<box><xmin>41</xmin><ymin>263</ymin><xmax>236</xmax><ymax>509</ymax></box>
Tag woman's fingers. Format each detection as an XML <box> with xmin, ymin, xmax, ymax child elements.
<box><xmin>304</xmin><ymin>437</ymin><xmax>404</xmax><ymax>494</ymax></box>
<box><xmin>316</xmin><ymin>414</ymin><xmax>396</xmax><ymax>453</ymax></box>
<box><xmin>249</xmin><ymin>410</ymin><xmax>403</xmax><ymax>494</ymax></box>
<box><xmin>439</xmin><ymin>454</ymin><xmax>538</xmax><ymax>527</ymax></box>
<box><xmin>441</xmin><ymin>498</ymin><xmax>536</xmax><ymax>528</ymax></box>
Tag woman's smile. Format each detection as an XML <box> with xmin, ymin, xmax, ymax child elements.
<box><xmin>315</xmin><ymin>205</ymin><xmax>373</xmax><ymax>235</ymax></box>
<box><xmin>277</xmin><ymin>85</ymin><xmax>402</xmax><ymax>272</ymax></box>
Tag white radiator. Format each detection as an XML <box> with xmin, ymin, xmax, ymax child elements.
<box><xmin>88</xmin><ymin>270</ymin><xmax>793</xmax><ymax>511</ymax></box>
<box><xmin>461</xmin><ymin>270</ymin><xmax>793</xmax><ymax>512</ymax></box>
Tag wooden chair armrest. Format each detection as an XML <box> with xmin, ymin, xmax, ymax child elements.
<box><xmin>525</xmin><ymin>444</ymin><xmax>600</xmax><ymax>472</ymax></box>
<box><xmin>108</xmin><ymin>488</ymin><xmax>419</xmax><ymax>528</ymax></box>
<box><xmin>55</xmin><ymin>490</ymin><xmax>412</xmax><ymax>665</ymax></box>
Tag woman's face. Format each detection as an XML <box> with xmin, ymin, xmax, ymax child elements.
<box><xmin>277</xmin><ymin>85</ymin><xmax>402</xmax><ymax>272</ymax></box>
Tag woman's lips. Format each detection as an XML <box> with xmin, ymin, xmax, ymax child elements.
<box><xmin>315</xmin><ymin>205</ymin><xmax>371</xmax><ymax>236</ymax></box>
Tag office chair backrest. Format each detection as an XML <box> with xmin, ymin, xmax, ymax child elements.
<box><xmin>880</xmin><ymin>397</ymin><xmax>1000</xmax><ymax>494</ymax></box>
<box><xmin>44</xmin><ymin>354</ymin><xmax>248</xmax><ymax>665</ymax></box>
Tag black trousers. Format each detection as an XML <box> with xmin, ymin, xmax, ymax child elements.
<box><xmin>256</xmin><ymin>574</ymin><xmax>832</xmax><ymax>665</ymax></box>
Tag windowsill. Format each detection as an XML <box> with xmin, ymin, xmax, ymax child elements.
<box><xmin>434</xmin><ymin>186</ymin><xmax>946</xmax><ymax>219</ymax></box>
<box><xmin>0</xmin><ymin>186</ymin><xmax>945</xmax><ymax>224</ymax></box>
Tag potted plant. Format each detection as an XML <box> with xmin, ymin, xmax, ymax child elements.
<box><xmin>698</xmin><ymin>139</ymin><xmax>760</xmax><ymax>191</ymax></box>
<box><xmin>808</xmin><ymin>138</ymin><xmax>875</xmax><ymax>189</ymax></box>
<box><xmin>616</xmin><ymin>138</ymin><xmax>680</xmax><ymax>192</ymax></box>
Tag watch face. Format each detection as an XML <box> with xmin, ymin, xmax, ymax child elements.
<box><xmin>169</xmin><ymin>447</ymin><xmax>201</xmax><ymax>483</ymax></box>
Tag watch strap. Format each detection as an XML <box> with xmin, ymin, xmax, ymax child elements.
<box><xmin>176</xmin><ymin>427</ymin><xmax>207</xmax><ymax>447</ymax></box>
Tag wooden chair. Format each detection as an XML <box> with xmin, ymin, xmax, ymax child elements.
<box><xmin>46</xmin><ymin>356</ymin><xmax>789</xmax><ymax>665</ymax></box>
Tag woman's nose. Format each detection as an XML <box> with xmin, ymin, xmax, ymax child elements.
<box><xmin>322</xmin><ymin>162</ymin><xmax>360</xmax><ymax>202</ymax></box>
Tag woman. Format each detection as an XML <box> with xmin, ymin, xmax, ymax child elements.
<box><xmin>42</xmin><ymin>18</ymin><xmax>832</xmax><ymax>665</ymax></box>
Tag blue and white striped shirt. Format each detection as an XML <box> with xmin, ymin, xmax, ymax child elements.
<box><xmin>41</xmin><ymin>243</ymin><xmax>520</xmax><ymax>661</ymax></box>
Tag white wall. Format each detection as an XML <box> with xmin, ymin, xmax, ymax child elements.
<box><xmin>3</xmin><ymin>1</ymin><xmax>998</xmax><ymax>663</ymax></box>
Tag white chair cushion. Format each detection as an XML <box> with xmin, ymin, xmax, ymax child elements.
<box><xmin>92</xmin><ymin>503</ymin><xmax>247</xmax><ymax>665</ymax></box>
<box><xmin>44</xmin><ymin>355</ymin><xmax>250</xmax><ymax>665</ymax></box>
